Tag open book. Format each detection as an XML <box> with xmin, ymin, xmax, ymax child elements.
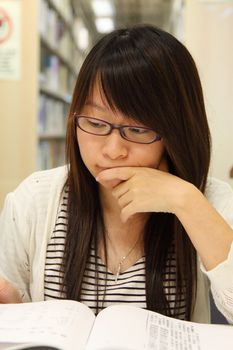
<box><xmin>0</xmin><ymin>300</ymin><xmax>232</xmax><ymax>350</ymax></box>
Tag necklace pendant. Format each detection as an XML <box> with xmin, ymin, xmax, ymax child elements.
<box><xmin>115</xmin><ymin>263</ymin><xmax>121</xmax><ymax>283</ymax></box>
<box><xmin>114</xmin><ymin>272</ymin><xmax>119</xmax><ymax>283</ymax></box>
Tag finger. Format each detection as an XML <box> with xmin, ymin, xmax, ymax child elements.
<box><xmin>112</xmin><ymin>180</ymin><xmax>130</xmax><ymax>199</ymax></box>
<box><xmin>120</xmin><ymin>202</ymin><xmax>142</xmax><ymax>223</ymax></box>
<box><xmin>96</xmin><ymin>167</ymin><xmax>135</xmax><ymax>183</ymax></box>
<box><xmin>97</xmin><ymin>178</ymin><xmax>123</xmax><ymax>189</ymax></box>
<box><xmin>96</xmin><ymin>167</ymin><xmax>136</xmax><ymax>190</ymax></box>
<box><xmin>118</xmin><ymin>191</ymin><xmax>133</xmax><ymax>209</ymax></box>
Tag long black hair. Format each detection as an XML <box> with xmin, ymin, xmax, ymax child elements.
<box><xmin>63</xmin><ymin>24</ymin><xmax>211</xmax><ymax>320</ymax></box>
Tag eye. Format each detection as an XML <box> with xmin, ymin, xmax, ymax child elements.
<box><xmin>128</xmin><ymin>127</ymin><xmax>149</xmax><ymax>134</ymax></box>
<box><xmin>87</xmin><ymin>119</ymin><xmax>107</xmax><ymax>129</ymax></box>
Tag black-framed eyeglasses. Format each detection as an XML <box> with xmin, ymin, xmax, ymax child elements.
<box><xmin>74</xmin><ymin>114</ymin><xmax>162</xmax><ymax>144</ymax></box>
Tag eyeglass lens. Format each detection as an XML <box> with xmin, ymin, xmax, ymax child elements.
<box><xmin>77</xmin><ymin>116</ymin><xmax>160</xmax><ymax>144</ymax></box>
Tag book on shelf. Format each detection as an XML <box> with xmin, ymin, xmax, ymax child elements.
<box><xmin>40</xmin><ymin>49</ymin><xmax>71</xmax><ymax>94</ymax></box>
<box><xmin>39</xmin><ymin>0</ymin><xmax>73</xmax><ymax>53</ymax></box>
<box><xmin>38</xmin><ymin>95</ymin><xmax>67</xmax><ymax>135</ymax></box>
<box><xmin>0</xmin><ymin>299</ymin><xmax>233</xmax><ymax>350</ymax></box>
<box><xmin>38</xmin><ymin>140</ymin><xmax>65</xmax><ymax>170</ymax></box>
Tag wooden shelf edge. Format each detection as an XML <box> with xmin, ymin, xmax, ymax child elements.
<box><xmin>46</xmin><ymin>0</ymin><xmax>81</xmax><ymax>55</ymax></box>
<box><xmin>40</xmin><ymin>86</ymin><xmax>72</xmax><ymax>104</ymax></box>
<box><xmin>40</xmin><ymin>35</ymin><xmax>78</xmax><ymax>76</ymax></box>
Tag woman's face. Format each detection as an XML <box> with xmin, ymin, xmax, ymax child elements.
<box><xmin>76</xmin><ymin>82</ymin><xmax>165</xmax><ymax>179</ymax></box>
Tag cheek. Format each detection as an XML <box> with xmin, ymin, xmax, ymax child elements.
<box><xmin>136</xmin><ymin>141</ymin><xmax>165</xmax><ymax>168</ymax></box>
<box><xmin>77</xmin><ymin>132</ymin><xmax>90</xmax><ymax>164</ymax></box>
<box><xmin>76</xmin><ymin>131</ymin><xmax>101</xmax><ymax>171</ymax></box>
<box><xmin>76</xmin><ymin>131</ymin><xmax>91</xmax><ymax>164</ymax></box>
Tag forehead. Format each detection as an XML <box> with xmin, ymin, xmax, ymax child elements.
<box><xmin>85</xmin><ymin>81</ymin><xmax>110</xmax><ymax>112</ymax></box>
<box><xmin>83</xmin><ymin>80</ymin><xmax>137</xmax><ymax>124</ymax></box>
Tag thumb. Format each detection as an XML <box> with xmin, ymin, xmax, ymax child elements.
<box><xmin>0</xmin><ymin>278</ymin><xmax>22</xmax><ymax>304</ymax></box>
<box><xmin>96</xmin><ymin>167</ymin><xmax>134</xmax><ymax>189</ymax></box>
<box><xmin>96</xmin><ymin>178</ymin><xmax>123</xmax><ymax>189</ymax></box>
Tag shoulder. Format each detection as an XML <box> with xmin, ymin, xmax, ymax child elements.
<box><xmin>205</xmin><ymin>177</ymin><xmax>233</xmax><ymax>202</ymax></box>
<box><xmin>14</xmin><ymin>165</ymin><xmax>68</xmax><ymax>198</ymax></box>
<box><xmin>5</xmin><ymin>165</ymin><xmax>68</xmax><ymax>215</ymax></box>
<box><xmin>205</xmin><ymin>177</ymin><xmax>233</xmax><ymax>227</ymax></box>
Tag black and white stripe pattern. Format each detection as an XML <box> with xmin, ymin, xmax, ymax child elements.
<box><xmin>80</xmin><ymin>253</ymin><xmax>147</xmax><ymax>312</ymax></box>
<box><xmin>44</xmin><ymin>192</ymin><xmax>186</xmax><ymax>318</ymax></box>
<box><xmin>44</xmin><ymin>191</ymin><xmax>68</xmax><ymax>300</ymax></box>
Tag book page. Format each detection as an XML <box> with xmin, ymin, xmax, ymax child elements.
<box><xmin>194</xmin><ymin>322</ymin><xmax>233</xmax><ymax>349</ymax></box>
<box><xmin>86</xmin><ymin>305</ymin><xmax>233</xmax><ymax>350</ymax></box>
<box><xmin>0</xmin><ymin>300</ymin><xmax>95</xmax><ymax>350</ymax></box>
<box><xmin>145</xmin><ymin>312</ymin><xmax>233</xmax><ymax>350</ymax></box>
<box><xmin>86</xmin><ymin>305</ymin><xmax>148</xmax><ymax>350</ymax></box>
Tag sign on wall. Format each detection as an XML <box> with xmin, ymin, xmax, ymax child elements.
<box><xmin>0</xmin><ymin>0</ymin><xmax>21</xmax><ymax>80</ymax></box>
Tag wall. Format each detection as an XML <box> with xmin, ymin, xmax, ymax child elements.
<box><xmin>184</xmin><ymin>0</ymin><xmax>233</xmax><ymax>187</ymax></box>
<box><xmin>0</xmin><ymin>0</ymin><xmax>39</xmax><ymax>209</ymax></box>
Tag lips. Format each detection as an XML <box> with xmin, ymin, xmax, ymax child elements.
<box><xmin>97</xmin><ymin>165</ymin><xmax>125</xmax><ymax>170</ymax></box>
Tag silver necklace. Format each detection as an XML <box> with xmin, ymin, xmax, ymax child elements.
<box><xmin>106</xmin><ymin>233</ymin><xmax>141</xmax><ymax>283</ymax></box>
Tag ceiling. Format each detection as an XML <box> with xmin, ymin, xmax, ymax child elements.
<box><xmin>106</xmin><ymin>0</ymin><xmax>172</xmax><ymax>28</ymax></box>
<box><xmin>78</xmin><ymin>0</ymin><xmax>175</xmax><ymax>41</ymax></box>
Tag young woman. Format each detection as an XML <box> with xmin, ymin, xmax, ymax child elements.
<box><xmin>0</xmin><ymin>24</ymin><xmax>233</xmax><ymax>324</ymax></box>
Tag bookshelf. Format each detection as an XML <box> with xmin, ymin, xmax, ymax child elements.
<box><xmin>38</xmin><ymin>0</ymin><xmax>90</xmax><ymax>169</ymax></box>
<box><xmin>0</xmin><ymin>0</ymin><xmax>94</xmax><ymax>208</ymax></box>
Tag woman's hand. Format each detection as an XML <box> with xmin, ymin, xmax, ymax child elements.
<box><xmin>96</xmin><ymin>165</ymin><xmax>233</xmax><ymax>269</ymax></box>
<box><xmin>0</xmin><ymin>277</ymin><xmax>22</xmax><ymax>303</ymax></box>
<box><xmin>96</xmin><ymin>166</ymin><xmax>191</xmax><ymax>222</ymax></box>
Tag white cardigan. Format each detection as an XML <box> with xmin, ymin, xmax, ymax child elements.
<box><xmin>1</xmin><ymin>165</ymin><xmax>233</xmax><ymax>323</ymax></box>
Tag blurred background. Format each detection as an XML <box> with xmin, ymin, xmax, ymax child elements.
<box><xmin>0</xmin><ymin>0</ymin><xmax>233</xmax><ymax>209</ymax></box>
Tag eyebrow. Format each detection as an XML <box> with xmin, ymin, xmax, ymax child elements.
<box><xmin>85</xmin><ymin>101</ymin><xmax>109</xmax><ymax>112</ymax></box>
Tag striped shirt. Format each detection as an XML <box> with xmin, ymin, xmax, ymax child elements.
<box><xmin>44</xmin><ymin>191</ymin><xmax>186</xmax><ymax>318</ymax></box>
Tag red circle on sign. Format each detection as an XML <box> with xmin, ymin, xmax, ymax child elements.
<box><xmin>0</xmin><ymin>7</ymin><xmax>13</xmax><ymax>44</ymax></box>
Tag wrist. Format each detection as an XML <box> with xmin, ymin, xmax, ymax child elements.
<box><xmin>172</xmin><ymin>181</ymin><xmax>202</xmax><ymax>217</ymax></box>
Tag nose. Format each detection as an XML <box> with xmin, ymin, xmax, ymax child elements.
<box><xmin>102</xmin><ymin>129</ymin><xmax>128</xmax><ymax>160</ymax></box>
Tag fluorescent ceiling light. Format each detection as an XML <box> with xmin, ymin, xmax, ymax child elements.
<box><xmin>78</xmin><ymin>27</ymin><xmax>89</xmax><ymax>50</ymax></box>
<box><xmin>91</xmin><ymin>0</ymin><xmax>114</xmax><ymax>16</ymax></box>
<box><xmin>95</xmin><ymin>17</ymin><xmax>114</xmax><ymax>33</ymax></box>
<box><xmin>74</xmin><ymin>19</ymin><xmax>89</xmax><ymax>50</ymax></box>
